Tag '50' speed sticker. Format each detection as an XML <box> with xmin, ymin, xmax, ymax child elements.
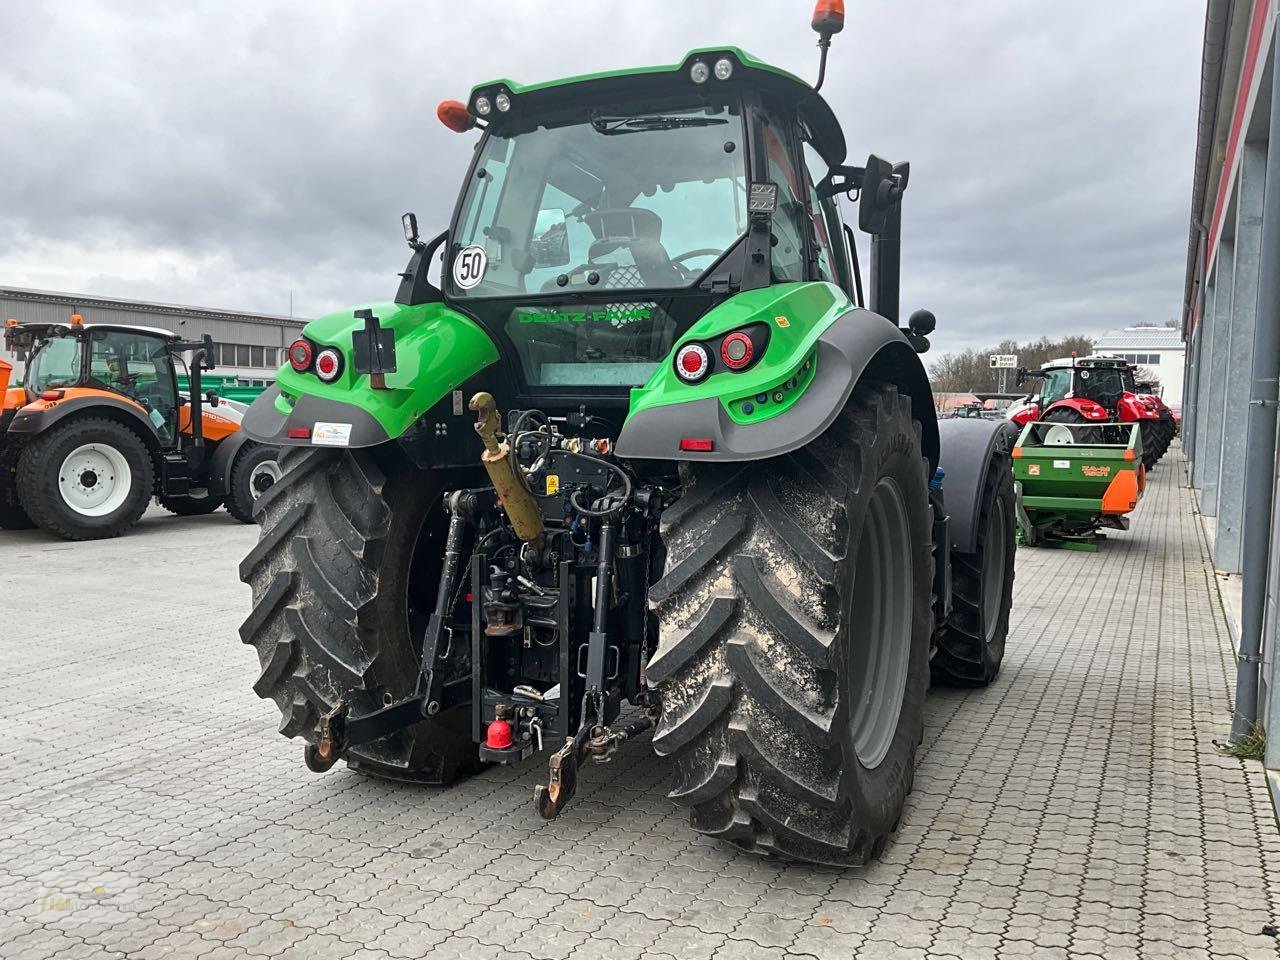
<box><xmin>452</xmin><ymin>245</ymin><xmax>487</xmax><ymax>289</ymax></box>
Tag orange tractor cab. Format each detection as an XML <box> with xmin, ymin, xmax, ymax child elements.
<box><xmin>1</xmin><ymin>316</ymin><xmax>280</xmax><ymax>539</ymax></box>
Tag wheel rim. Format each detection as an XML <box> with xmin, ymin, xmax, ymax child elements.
<box><xmin>249</xmin><ymin>459</ymin><xmax>281</xmax><ymax>499</ymax></box>
<box><xmin>847</xmin><ymin>477</ymin><xmax>913</xmax><ymax>770</ymax></box>
<box><xmin>980</xmin><ymin>504</ymin><xmax>1008</xmax><ymax>642</ymax></box>
<box><xmin>58</xmin><ymin>443</ymin><xmax>132</xmax><ymax>517</ymax></box>
<box><xmin>1044</xmin><ymin>424</ymin><xmax>1075</xmax><ymax>445</ymax></box>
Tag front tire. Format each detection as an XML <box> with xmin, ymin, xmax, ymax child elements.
<box><xmin>930</xmin><ymin>447</ymin><xmax>1015</xmax><ymax>686</ymax></box>
<box><xmin>226</xmin><ymin>443</ymin><xmax>280</xmax><ymax>524</ymax></box>
<box><xmin>239</xmin><ymin>444</ymin><xmax>477</xmax><ymax>783</ymax></box>
<box><xmin>16</xmin><ymin>417</ymin><xmax>154</xmax><ymax>540</ymax></box>
<box><xmin>649</xmin><ymin>383</ymin><xmax>933</xmax><ymax>866</ymax></box>
<box><xmin>158</xmin><ymin>490</ymin><xmax>225</xmax><ymax>516</ymax></box>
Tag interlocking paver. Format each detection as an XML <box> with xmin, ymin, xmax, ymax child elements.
<box><xmin>3</xmin><ymin>444</ymin><xmax>1279</xmax><ymax>958</ymax></box>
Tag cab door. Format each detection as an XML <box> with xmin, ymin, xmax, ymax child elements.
<box><xmin>88</xmin><ymin>329</ymin><xmax>180</xmax><ymax>443</ymax></box>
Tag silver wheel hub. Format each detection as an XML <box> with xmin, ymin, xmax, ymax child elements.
<box><xmin>249</xmin><ymin>460</ymin><xmax>281</xmax><ymax>499</ymax></box>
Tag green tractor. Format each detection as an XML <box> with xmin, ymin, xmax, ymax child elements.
<box><xmin>238</xmin><ymin>7</ymin><xmax>1017</xmax><ymax>865</ymax></box>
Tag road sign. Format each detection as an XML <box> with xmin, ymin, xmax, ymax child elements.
<box><xmin>990</xmin><ymin>354</ymin><xmax>1017</xmax><ymax>369</ymax></box>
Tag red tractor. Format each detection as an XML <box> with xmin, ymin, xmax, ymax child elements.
<box><xmin>1009</xmin><ymin>355</ymin><xmax>1164</xmax><ymax>469</ymax></box>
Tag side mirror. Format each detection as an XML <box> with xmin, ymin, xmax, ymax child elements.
<box><xmin>1015</xmin><ymin>366</ymin><xmax>1028</xmax><ymax>387</ymax></box>
<box><xmin>205</xmin><ymin>389</ymin><xmax>220</xmax><ymax>408</ymax></box>
<box><xmin>859</xmin><ymin>154</ymin><xmax>908</xmax><ymax>235</ymax></box>
<box><xmin>530</xmin><ymin>208</ymin><xmax>570</xmax><ymax>268</ymax></box>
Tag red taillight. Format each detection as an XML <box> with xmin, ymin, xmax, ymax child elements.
<box><xmin>39</xmin><ymin>389</ymin><xmax>64</xmax><ymax>401</ymax></box>
<box><xmin>675</xmin><ymin>343</ymin><xmax>710</xmax><ymax>382</ymax></box>
<box><xmin>720</xmin><ymin>331</ymin><xmax>754</xmax><ymax>370</ymax></box>
<box><xmin>438</xmin><ymin>99</ymin><xmax>476</xmax><ymax>133</ymax></box>
<box><xmin>680</xmin><ymin>438</ymin><xmax>715</xmax><ymax>452</ymax></box>
<box><xmin>314</xmin><ymin>348</ymin><xmax>341</xmax><ymax>383</ymax></box>
<box><xmin>288</xmin><ymin>339</ymin><xmax>313</xmax><ymax>371</ymax></box>
<box><xmin>287</xmin><ymin>427</ymin><xmax>311</xmax><ymax>440</ymax></box>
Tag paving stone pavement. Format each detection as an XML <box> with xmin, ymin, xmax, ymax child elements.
<box><xmin>2</xmin><ymin>441</ymin><xmax>1278</xmax><ymax>959</ymax></box>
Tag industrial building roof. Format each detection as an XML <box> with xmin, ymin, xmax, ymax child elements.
<box><xmin>1093</xmin><ymin>328</ymin><xmax>1185</xmax><ymax>349</ymax></box>
<box><xmin>1</xmin><ymin>285</ymin><xmax>300</xmax><ymax>326</ymax></box>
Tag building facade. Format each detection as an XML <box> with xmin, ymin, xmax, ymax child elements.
<box><xmin>1181</xmin><ymin>1</ymin><xmax>1280</xmax><ymax>779</ymax></box>
<box><xmin>1</xmin><ymin>286</ymin><xmax>305</xmax><ymax>386</ymax></box>
<box><xmin>1092</xmin><ymin>327</ymin><xmax>1186</xmax><ymax>406</ymax></box>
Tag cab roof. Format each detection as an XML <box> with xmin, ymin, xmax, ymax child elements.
<box><xmin>468</xmin><ymin>46</ymin><xmax>848</xmax><ymax>167</ymax></box>
<box><xmin>20</xmin><ymin>321</ymin><xmax>177</xmax><ymax>340</ymax></box>
<box><xmin>1041</xmin><ymin>354</ymin><xmax>1130</xmax><ymax>371</ymax></box>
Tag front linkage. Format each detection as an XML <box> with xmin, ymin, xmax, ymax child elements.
<box><xmin>305</xmin><ymin>392</ymin><xmax>662</xmax><ymax>819</ymax></box>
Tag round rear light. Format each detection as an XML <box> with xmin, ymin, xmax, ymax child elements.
<box><xmin>675</xmin><ymin>343</ymin><xmax>710</xmax><ymax>382</ymax></box>
<box><xmin>314</xmin><ymin>348</ymin><xmax>342</xmax><ymax>383</ymax></box>
<box><xmin>720</xmin><ymin>331</ymin><xmax>754</xmax><ymax>370</ymax></box>
<box><xmin>288</xmin><ymin>339</ymin><xmax>312</xmax><ymax>371</ymax></box>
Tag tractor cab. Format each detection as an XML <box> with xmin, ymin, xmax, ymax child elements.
<box><xmin>428</xmin><ymin>47</ymin><xmax>861</xmax><ymax>411</ymax></box>
<box><xmin>9</xmin><ymin>320</ymin><xmax>184</xmax><ymax>442</ymax></box>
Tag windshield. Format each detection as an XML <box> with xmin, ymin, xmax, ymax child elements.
<box><xmin>1077</xmin><ymin>366</ymin><xmax>1126</xmax><ymax>398</ymax></box>
<box><xmin>449</xmin><ymin>99</ymin><xmax>748</xmax><ymax>299</ymax></box>
<box><xmin>1041</xmin><ymin>369</ymin><xmax>1071</xmax><ymax>405</ymax></box>
<box><xmin>26</xmin><ymin>336</ymin><xmax>82</xmax><ymax>391</ymax></box>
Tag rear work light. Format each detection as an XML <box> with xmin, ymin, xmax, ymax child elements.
<box><xmin>675</xmin><ymin>343</ymin><xmax>710</xmax><ymax>383</ymax></box>
<box><xmin>288</xmin><ymin>339</ymin><xmax>313</xmax><ymax>372</ymax></box>
<box><xmin>314</xmin><ymin>348</ymin><xmax>342</xmax><ymax>383</ymax></box>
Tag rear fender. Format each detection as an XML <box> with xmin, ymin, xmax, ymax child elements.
<box><xmin>616</xmin><ymin>283</ymin><xmax>938</xmax><ymax>471</ymax></box>
<box><xmin>6</xmin><ymin>392</ymin><xmax>161</xmax><ymax>443</ymax></box>
<box><xmin>204</xmin><ymin>431</ymin><xmax>253</xmax><ymax>498</ymax></box>
<box><xmin>242</xmin><ymin>300</ymin><xmax>499</xmax><ymax>448</ymax></box>
<box><xmin>937</xmin><ymin>418</ymin><xmax>1019</xmax><ymax>554</ymax></box>
<box><xmin>1043</xmin><ymin>397</ymin><xmax>1109</xmax><ymax>423</ymax></box>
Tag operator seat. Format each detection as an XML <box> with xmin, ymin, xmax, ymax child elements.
<box><xmin>570</xmin><ymin>208</ymin><xmax>684</xmax><ymax>289</ymax></box>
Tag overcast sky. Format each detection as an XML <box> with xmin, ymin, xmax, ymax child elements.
<box><xmin>0</xmin><ymin>1</ymin><xmax>1204</xmax><ymax>353</ymax></box>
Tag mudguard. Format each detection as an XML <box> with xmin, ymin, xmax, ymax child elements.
<box><xmin>204</xmin><ymin>431</ymin><xmax>254</xmax><ymax>498</ymax></box>
<box><xmin>1042</xmin><ymin>397</ymin><xmax>1110</xmax><ymax>423</ymax></box>
<box><xmin>937</xmin><ymin>417</ymin><xmax>1018</xmax><ymax>554</ymax></box>
<box><xmin>242</xmin><ymin>300</ymin><xmax>499</xmax><ymax>448</ymax></box>
<box><xmin>6</xmin><ymin>392</ymin><xmax>160</xmax><ymax>441</ymax></box>
<box><xmin>616</xmin><ymin>284</ymin><xmax>938</xmax><ymax>471</ymax></box>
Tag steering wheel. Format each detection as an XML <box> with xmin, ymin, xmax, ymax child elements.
<box><xmin>670</xmin><ymin>248</ymin><xmax>723</xmax><ymax>280</ymax></box>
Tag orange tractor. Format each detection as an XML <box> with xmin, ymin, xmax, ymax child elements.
<box><xmin>1</xmin><ymin>315</ymin><xmax>280</xmax><ymax>539</ymax></box>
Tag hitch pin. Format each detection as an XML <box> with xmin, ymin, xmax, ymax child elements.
<box><xmin>530</xmin><ymin>718</ymin><xmax>544</xmax><ymax>752</ymax></box>
<box><xmin>516</xmin><ymin>575</ymin><xmax>546</xmax><ymax>595</ymax></box>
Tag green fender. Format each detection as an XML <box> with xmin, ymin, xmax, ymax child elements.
<box><xmin>242</xmin><ymin>301</ymin><xmax>499</xmax><ymax>447</ymax></box>
<box><xmin>616</xmin><ymin>282</ymin><xmax>939</xmax><ymax>469</ymax></box>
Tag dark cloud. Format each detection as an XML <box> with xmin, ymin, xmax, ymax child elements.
<box><xmin>0</xmin><ymin>1</ymin><xmax>1202</xmax><ymax>351</ymax></box>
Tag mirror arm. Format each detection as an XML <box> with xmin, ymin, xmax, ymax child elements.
<box><xmin>818</xmin><ymin>164</ymin><xmax>864</xmax><ymax>200</ymax></box>
<box><xmin>395</xmin><ymin>230</ymin><xmax>449</xmax><ymax>307</ymax></box>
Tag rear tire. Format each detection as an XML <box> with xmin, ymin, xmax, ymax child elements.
<box><xmin>649</xmin><ymin>383</ymin><xmax>933</xmax><ymax>866</ymax></box>
<box><xmin>16</xmin><ymin>417</ymin><xmax>154</xmax><ymax>541</ymax></box>
<box><xmin>0</xmin><ymin>440</ymin><xmax>34</xmax><ymax>529</ymax></box>
<box><xmin>238</xmin><ymin>444</ymin><xmax>478</xmax><ymax>784</ymax></box>
<box><xmin>930</xmin><ymin>447</ymin><xmax>1015</xmax><ymax>686</ymax></box>
<box><xmin>226</xmin><ymin>443</ymin><xmax>280</xmax><ymax>524</ymax></box>
<box><xmin>1041</xmin><ymin>407</ymin><xmax>1101</xmax><ymax>445</ymax></box>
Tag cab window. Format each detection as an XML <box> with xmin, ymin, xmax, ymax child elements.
<box><xmin>801</xmin><ymin>140</ymin><xmax>846</xmax><ymax>288</ymax></box>
<box><xmin>760</xmin><ymin>116</ymin><xmax>807</xmax><ymax>283</ymax></box>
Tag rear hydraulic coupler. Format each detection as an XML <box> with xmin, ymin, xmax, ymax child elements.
<box><xmin>469</xmin><ymin>391</ymin><xmax>545</xmax><ymax>547</ymax></box>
